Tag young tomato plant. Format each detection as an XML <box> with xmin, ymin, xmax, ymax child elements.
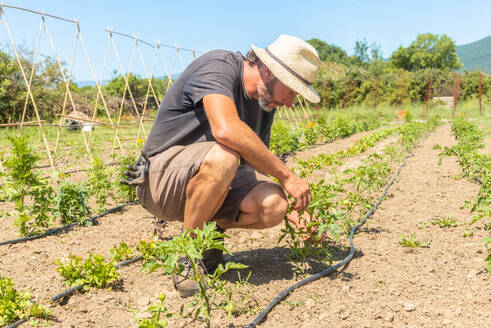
<box><xmin>135</xmin><ymin>293</ymin><xmax>173</xmax><ymax>328</ymax></box>
<box><xmin>3</xmin><ymin>134</ymin><xmax>56</xmax><ymax>236</ymax></box>
<box><xmin>140</xmin><ymin>222</ymin><xmax>250</xmax><ymax>327</ymax></box>
<box><xmin>279</xmin><ymin>182</ymin><xmax>344</xmax><ymax>273</ymax></box>
<box><xmin>117</xmin><ymin>153</ymin><xmax>138</xmax><ymax>203</ymax></box>
<box><xmin>87</xmin><ymin>156</ymin><xmax>114</xmax><ymax>213</ymax></box>
<box><xmin>54</xmin><ymin>179</ymin><xmax>91</xmax><ymax>226</ymax></box>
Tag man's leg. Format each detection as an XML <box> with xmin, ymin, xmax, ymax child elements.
<box><xmin>214</xmin><ymin>182</ymin><xmax>288</xmax><ymax>230</ymax></box>
<box><xmin>183</xmin><ymin>143</ymin><xmax>239</xmax><ymax>230</ymax></box>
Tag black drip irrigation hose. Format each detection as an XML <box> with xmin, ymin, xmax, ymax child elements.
<box><xmin>5</xmin><ymin>256</ymin><xmax>144</xmax><ymax>328</ymax></box>
<box><xmin>473</xmin><ymin>177</ymin><xmax>483</xmax><ymax>185</ymax></box>
<box><xmin>248</xmin><ymin>152</ymin><xmax>414</xmax><ymax>328</ymax></box>
<box><xmin>0</xmin><ymin>201</ymin><xmax>138</xmax><ymax>246</ymax></box>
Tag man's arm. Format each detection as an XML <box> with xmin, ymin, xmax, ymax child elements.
<box><xmin>202</xmin><ymin>94</ymin><xmax>311</xmax><ymax>210</ymax></box>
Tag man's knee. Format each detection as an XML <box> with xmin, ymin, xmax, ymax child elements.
<box><xmin>261</xmin><ymin>187</ymin><xmax>288</xmax><ymax>228</ymax></box>
<box><xmin>200</xmin><ymin>143</ymin><xmax>239</xmax><ymax>179</ymax></box>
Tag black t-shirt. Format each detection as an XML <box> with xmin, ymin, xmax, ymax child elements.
<box><xmin>143</xmin><ymin>50</ymin><xmax>276</xmax><ymax>158</ymax></box>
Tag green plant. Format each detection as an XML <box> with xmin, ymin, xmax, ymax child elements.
<box><xmin>117</xmin><ymin>153</ymin><xmax>138</xmax><ymax>203</ymax></box>
<box><xmin>483</xmin><ymin>236</ymin><xmax>491</xmax><ymax>274</ymax></box>
<box><xmin>300</xmin><ymin>121</ymin><xmax>318</xmax><ymax>146</ymax></box>
<box><xmin>285</xmin><ymin>300</ymin><xmax>304</xmax><ymax>309</ymax></box>
<box><xmin>140</xmin><ymin>222</ymin><xmax>250</xmax><ymax>327</ymax></box>
<box><xmin>54</xmin><ymin>179</ymin><xmax>91</xmax><ymax>226</ymax></box>
<box><xmin>135</xmin><ymin>293</ymin><xmax>173</xmax><ymax>328</ymax></box>
<box><xmin>270</xmin><ymin>121</ymin><xmax>301</xmax><ymax>155</ymax></box>
<box><xmin>279</xmin><ymin>184</ymin><xmax>343</xmax><ymax>273</ymax></box>
<box><xmin>14</xmin><ymin>180</ymin><xmax>55</xmax><ymax>236</ymax></box>
<box><xmin>399</xmin><ymin>233</ymin><xmax>430</xmax><ymax>248</ymax></box>
<box><xmin>2</xmin><ymin>134</ymin><xmax>57</xmax><ymax>236</ymax></box>
<box><xmin>418</xmin><ymin>221</ymin><xmax>430</xmax><ymax>229</ymax></box>
<box><xmin>54</xmin><ymin>253</ymin><xmax>119</xmax><ymax>291</ymax></box>
<box><xmin>87</xmin><ymin>156</ymin><xmax>114</xmax><ymax>213</ymax></box>
<box><xmin>110</xmin><ymin>242</ymin><xmax>134</xmax><ymax>262</ymax></box>
<box><xmin>431</xmin><ymin>216</ymin><xmax>461</xmax><ymax>228</ymax></box>
<box><xmin>438</xmin><ymin>118</ymin><xmax>489</xmax><ymax>274</ymax></box>
<box><xmin>0</xmin><ymin>272</ymin><xmax>51</xmax><ymax>326</ymax></box>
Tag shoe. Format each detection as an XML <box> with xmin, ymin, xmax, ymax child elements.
<box><xmin>172</xmin><ymin>256</ymin><xmax>204</xmax><ymax>298</ymax></box>
<box><xmin>202</xmin><ymin>224</ymin><xmax>226</xmax><ymax>273</ymax></box>
<box><xmin>172</xmin><ymin>225</ymin><xmax>226</xmax><ymax>297</ymax></box>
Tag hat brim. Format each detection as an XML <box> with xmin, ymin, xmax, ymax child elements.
<box><xmin>251</xmin><ymin>44</ymin><xmax>320</xmax><ymax>104</ymax></box>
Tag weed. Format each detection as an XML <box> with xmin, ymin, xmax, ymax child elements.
<box><xmin>418</xmin><ymin>221</ymin><xmax>430</xmax><ymax>229</ymax></box>
<box><xmin>285</xmin><ymin>300</ymin><xmax>304</xmax><ymax>309</ymax></box>
<box><xmin>431</xmin><ymin>216</ymin><xmax>461</xmax><ymax>228</ymax></box>
<box><xmin>399</xmin><ymin>233</ymin><xmax>430</xmax><ymax>248</ymax></box>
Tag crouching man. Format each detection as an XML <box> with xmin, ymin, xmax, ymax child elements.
<box><xmin>123</xmin><ymin>35</ymin><xmax>321</xmax><ymax>297</ymax></box>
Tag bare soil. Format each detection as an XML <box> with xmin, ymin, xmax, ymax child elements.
<box><xmin>0</xmin><ymin>125</ymin><xmax>489</xmax><ymax>328</ymax></box>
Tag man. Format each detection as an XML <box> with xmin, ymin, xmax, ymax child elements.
<box><xmin>124</xmin><ymin>34</ymin><xmax>321</xmax><ymax>297</ymax></box>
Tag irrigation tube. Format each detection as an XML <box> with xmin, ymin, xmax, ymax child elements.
<box><xmin>248</xmin><ymin>153</ymin><xmax>414</xmax><ymax>327</ymax></box>
<box><xmin>0</xmin><ymin>201</ymin><xmax>138</xmax><ymax>246</ymax></box>
<box><xmin>6</xmin><ymin>256</ymin><xmax>144</xmax><ymax>328</ymax></box>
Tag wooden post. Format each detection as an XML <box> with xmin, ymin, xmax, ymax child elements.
<box><xmin>424</xmin><ymin>76</ymin><xmax>433</xmax><ymax>119</ymax></box>
<box><xmin>452</xmin><ymin>75</ymin><xmax>462</xmax><ymax>118</ymax></box>
<box><xmin>479</xmin><ymin>73</ymin><xmax>483</xmax><ymax>117</ymax></box>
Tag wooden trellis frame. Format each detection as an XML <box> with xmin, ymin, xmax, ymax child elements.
<box><xmin>0</xmin><ymin>3</ymin><xmax>203</xmax><ymax>172</ymax></box>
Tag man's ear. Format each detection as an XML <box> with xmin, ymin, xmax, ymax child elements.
<box><xmin>259</xmin><ymin>64</ymin><xmax>274</xmax><ymax>82</ymax></box>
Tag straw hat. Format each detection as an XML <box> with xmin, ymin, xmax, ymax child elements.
<box><xmin>251</xmin><ymin>34</ymin><xmax>321</xmax><ymax>103</ymax></box>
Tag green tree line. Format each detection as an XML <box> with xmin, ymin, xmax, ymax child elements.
<box><xmin>0</xmin><ymin>46</ymin><xmax>170</xmax><ymax>124</ymax></box>
<box><xmin>307</xmin><ymin>33</ymin><xmax>490</xmax><ymax>109</ymax></box>
<box><xmin>0</xmin><ymin>33</ymin><xmax>489</xmax><ymax>124</ymax></box>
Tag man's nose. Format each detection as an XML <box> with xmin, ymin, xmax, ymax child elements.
<box><xmin>284</xmin><ymin>94</ymin><xmax>296</xmax><ymax>107</ymax></box>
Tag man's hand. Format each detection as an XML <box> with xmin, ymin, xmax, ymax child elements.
<box><xmin>120</xmin><ymin>155</ymin><xmax>150</xmax><ymax>186</ymax></box>
<box><xmin>280</xmin><ymin>173</ymin><xmax>312</xmax><ymax>210</ymax></box>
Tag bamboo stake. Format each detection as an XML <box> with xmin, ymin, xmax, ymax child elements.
<box><xmin>43</xmin><ymin>20</ymin><xmax>92</xmax><ymax>160</ymax></box>
<box><xmin>54</xmin><ymin>20</ymin><xmax>79</xmax><ymax>153</ymax></box>
<box><xmin>20</xmin><ymin>19</ymin><xmax>43</xmax><ymax>127</ymax></box>
<box><xmin>79</xmin><ymin>32</ymin><xmax>124</xmax><ymax>153</ymax></box>
<box><xmin>0</xmin><ymin>120</ymin><xmax>45</xmax><ymax>127</ymax></box>
<box><xmin>0</xmin><ymin>8</ymin><xmax>54</xmax><ymax>169</ymax></box>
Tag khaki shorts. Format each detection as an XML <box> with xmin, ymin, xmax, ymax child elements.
<box><xmin>137</xmin><ymin>141</ymin><xmax>270</xmax><ymax>223</ymax></box>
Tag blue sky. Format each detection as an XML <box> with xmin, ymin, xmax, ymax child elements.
<box><xmin>1</xmin><ymin>0</ymin><xmax>489</xmax><ymax>81</ymax></box>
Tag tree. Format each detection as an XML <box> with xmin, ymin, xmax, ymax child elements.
<box><xmin>306</xmin><ymin>38</ymin><xmax>349</xmax><ymax>64</ymax></box>
<box><xmin>390</xmin><ymin>33</ymin><xmax>463</xmax><ymax>71</ymax></box>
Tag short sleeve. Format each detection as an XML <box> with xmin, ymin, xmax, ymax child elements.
<box><xmin>183</xmin><ymin>59</ymin><xmax>238</xmax><ymax>106</ymax></box>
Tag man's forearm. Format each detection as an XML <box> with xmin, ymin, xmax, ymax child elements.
<box><xmin>215</xmin><ymin>120</ymin><xmax>290</xmax><ymax>182</ymax></box>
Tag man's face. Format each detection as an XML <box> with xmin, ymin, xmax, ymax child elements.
<box><xmin>257</xmin><ymin>75</ymin><xmax>297</xmax><ymax>112</ymax></box>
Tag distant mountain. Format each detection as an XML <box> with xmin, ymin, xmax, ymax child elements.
<box><xmin>75</xmin><ymin>80</ymin><xmax>109</xmax><ymax>88</ymax></box>
<box><xmin>456</xmin><ymin>36</ymin><xmax>491</xmax><ymax>73</ymax></box>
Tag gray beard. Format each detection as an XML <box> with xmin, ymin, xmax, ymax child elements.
<box><xmin>258</xmin><ymin>97</ymin><xmax>274</xmax><ymax>112</ymax></box>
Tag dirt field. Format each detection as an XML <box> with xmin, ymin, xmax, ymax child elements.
<box><xmin>0</xmin><ymin>124</ymin><xmax>489</xmax><ymax>328</ymax></box>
